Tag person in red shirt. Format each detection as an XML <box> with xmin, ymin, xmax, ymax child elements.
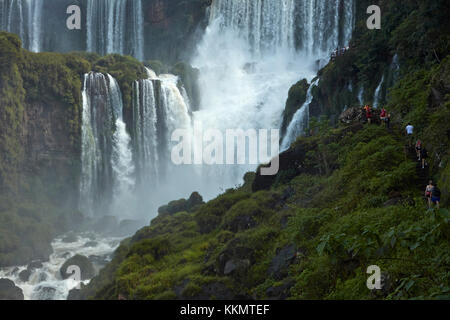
<box><xmin>364</xmin><ymin>105</ymin><xmax>373</xmax><ymax>124</ymax></box>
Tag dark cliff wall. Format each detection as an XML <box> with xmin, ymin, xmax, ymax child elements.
<box><xmin>142</xmin><ymin>0</ymin><xmax>211</xmax><ymax>63</ymax></box>
<box><xmin>0</xmin><ymin>32</ymin><xmax>90</xmax><ymax>266</ymax></box>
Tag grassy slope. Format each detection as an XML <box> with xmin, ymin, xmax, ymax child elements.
<box><xmin>80</xmin><ymin>1</ymin><xmax>450</xmax><ymax>300</ymax></box>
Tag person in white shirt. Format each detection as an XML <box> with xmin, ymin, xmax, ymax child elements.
<box><xmin>406</xmin><ymin>123</ymin><xmax>414</xmax><ymax>147</ymax></box>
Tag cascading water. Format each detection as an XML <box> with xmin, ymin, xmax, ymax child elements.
<box><xmin>281</xmin><ymin>79</ymin><xmax>319</xmax><ymax>151</ymax></box>
<box><xmin>373</xmin><ymin>75</ymin><xmax>385</xmax><ymax>109</ymax></box>
<box><xmin>0</xmin><ymin>233</ymin><xmax>121</xmax><ymax>300</ymax></box>
<box><xmin>80</xmin><ymin>72</ymin><xmax>135</xmax><ymax>218</ymax></box>
<box><xmin>86</xmin><ymin>0</ymin><xmax>144</xmax><ymax>60</ymax></box>
<box><xmin>132</xmin><ymin>69</ymin><xmax>196</xmax><ymax>215</ymax></box>
<box><xmin>133</xmin><ymin>71</ymin><xmax>160</xmax><ymax>188</ymax></box>
<box><xmin>296</xmin><ymin>0</ymin><xmax>355</xmax><ymax>56</ymax></box>
<box><xmin>108</xmin><ymin>74</ymin><xmax>136</xmax><ymax>218</ymax></box>
<box><xmin>189</xmin><ymin>0</ymin><xmax>355</xmax><ymax>198</ymax></box>
<box><xmin>358</xmin><ymin>86</ymin><xmax>364</xmax><ymax>105</ymax></box>
<box><xmin>0</xmin><ymin>0</ymin><xmax>43</xmax><ymax>51</ymax></box>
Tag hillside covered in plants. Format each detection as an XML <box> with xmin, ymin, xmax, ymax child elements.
<box><xmin>77</xmin><ymin>1</ymin><xmax>450</xmax><ymax>300</ymax></box>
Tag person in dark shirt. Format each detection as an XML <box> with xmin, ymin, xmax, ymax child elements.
<box><xmin>431</xmin><ymin>183</ymin><xmax>441</xmax><ymax>209</ymax></box>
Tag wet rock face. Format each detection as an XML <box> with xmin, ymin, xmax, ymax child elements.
<box><xmin>67</xmin><ymin>288</ymin><xmax>81</xmax><ymax>300</ymax></box>
<box><xmin>24</xmin><ymin>99</ymin><xmax>80</xmax><ymax>208</ymax></box>
<box><xmin>217</xmin><ymin>240</ymin><xmax>255</xmax><ymax>277</ymax></box>
<box><xmin>19</xmin><ymin>269</ymin><xmax>31</xmax><ymax>282</ymax></box>
<box><xmin>0</xmin><ymin>278</ymin><xmax>24</xmax><ymax>300</ymax></box>
<box><xmin>60</xmin><ymin>255</ymin><xmax>95</xmax><ymax>281</ymax></box>
<box><xmin>268</xmin><ymin>244</ymin><xmax>297</xmax><ymax>280</ymax></box>
<box><xmin>147</xmin><ymin>0</ymin><xmax>167</xmax><ymax>26</ymax></box>
<box><xmin>142</xmin><ymin>0</ymin><xmax>210</xmax><ymax>63</ymax></box>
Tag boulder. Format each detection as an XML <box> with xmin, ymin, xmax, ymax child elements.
<box><xmin>217</xmin><ymin>240</ymin><xmax>255</xmax><ymax>276</ymax></box>
<box><xmin>268</xmin><ymin>244</ymin><xmax>296</xmax><ymax>280</ymax></box>
<box><xmin>60</xmin><ymin>255</ymin><xmax>95</xmax><ymax>280</ymax></box>
<box><xmin>19</xmin><ymin>269</ymin><xmax>31</xmax><ymax>282</ymax></box>
<box><xmin>0</xmin><ymin>278</ymin><xmax>24</xmax><ymax>300</ymax></box>
<box><xmin>67</xmin><ymin>288</ymin><xmax>81</xmax><ymax>300</ymax></box>
<box><xmin>186</xmin><ymin>192</ymin><xmax>204</xmax><ymax>211</ymax></box>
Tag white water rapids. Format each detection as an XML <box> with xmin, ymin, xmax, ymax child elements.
<box><xmin>0</xmin><ymin>233</ymin><xmax>122</xmax><ymax>300</ymax></box>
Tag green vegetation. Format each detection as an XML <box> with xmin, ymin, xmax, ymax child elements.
<box><xmin>80</xmin><ymin>120</ymin><xmax>449</xmax><ymax>300</ymax></box>
<box><xmin>80</xmin><ymin>1</ymin><xmax>449</xmax><ymax>300</ymax></box>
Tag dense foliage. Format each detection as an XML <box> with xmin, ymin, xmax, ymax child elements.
<box><xmin>78</xmin><ymin>0</ymin><xmax>450</xmax><ymax>300</ymax></box>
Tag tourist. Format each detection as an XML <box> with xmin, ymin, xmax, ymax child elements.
<box><xmin>380</xmin><ymin>107</ymin><xmax>387</xmax><ymax>125</ymax></box>
<box><xmin>431</xmin><ymin>183</ymin><xmax>441</xmax><ymax>209</ymax></box>
<box><xmin>425</xmin><ymin>180</ymin><xmax>433</xmax><ymax>208</ymax></box>
<box><xmin>420</xmin><ymin>146</ymin><xmax>428</xmax><ymax>169</ymax></box>
<box><xmin>405</xmin><ymin>123</ymin><xmax>414</xmax><ymax>147</ymax></box>
<box><xmin>364</xmin><ymin>105</ymin><xmax>373</xmax><ymax>124</ymax></box>
<box><xmin>415</xmin><ymin>139</ymin><xmax>422</xmax><ymax>160</ymax></box>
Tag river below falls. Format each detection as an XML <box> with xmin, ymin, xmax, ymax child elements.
<box><xmin>0</xmin><ymin>232</ymin><xmax>123</xmax><ymax>300</ymax></box>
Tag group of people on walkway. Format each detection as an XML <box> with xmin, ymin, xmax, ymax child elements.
<box><xmin>425</xmin><ymin>180</ymin><xmax>441</xmax><ymax>209</ymax></box>
<box><xmin>331</xmin><ymin>46</ymin><xmax>350</xmax><ymax>60</ymax></box>
<box><xmin>405</xmin><ymin>123</ymin><xmax>428</xmax><ymax>169</ymax></box>
<box><xmin>363</xmin><ymin>105</ymin><xmax>391</xmax><ymax>128</ymax></box>
<box><xmin>406</xmin><ymin>124</ymin><xmax>441</xmax><ymax>209</ymax></box>
<box><xmin>415</xmin><ymin>138</ymin><xmax>428</xmax><ymax>169</ymax></box>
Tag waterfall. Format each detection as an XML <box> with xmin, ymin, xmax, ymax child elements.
<box><xmin>0</xmin><ymin>0</ymin><xmax>42</xmax><ymax>51</ymax></box>
<box><xmin>296</xmin><ymin>0</ymin><xmax>355</xmax><ymax>55</ymax></box>
<box><xmin>80</xmin><ymin>72</ymin><xmax>135</xmax><ymax>218</ymax></box>
<box><xmin>210</xmin><ymin>0</ymin><xmax>354</xmax><ymax>57</ymax></box>
<box><xmin>86</xmin><ymin>0</ymin><xmax>144</xmax><ymax>60</ymax></box>
<box><xmin>107</xmin><ymin>74</ymin><xmax>136</xmax><ymax>217</ymax></box>
<box><xmin>210</xmin><ymin>0</ymin><xmax>296</xmax><ymax>56</ymax></box>
<box><xmin>373</xmin><ymin>75</ymin><xmax>385</xmax><ymax>109</ymax></box>
<box><xmin>133</xmin><ymin>69</ymin><xmax>160</xmax><ymax>187</ymax></box>
<box><xmin>281</xmin><ymin>79</ymin><xmax>319</xmax><ymax>151</ymax></box>
<box><xmin>190</xmin><ymin>0</ymin><xmax>355</xmax><ymax>198</ymax></box>
<box><xmin>132</xmin><ymin>68</ymin><xmax>195</xmax><ymax>214</ymax></box>
<box><xmin>358</xmin><ymin>86</ymin><xmax>364</xmax><ymax>105</ymax></box>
